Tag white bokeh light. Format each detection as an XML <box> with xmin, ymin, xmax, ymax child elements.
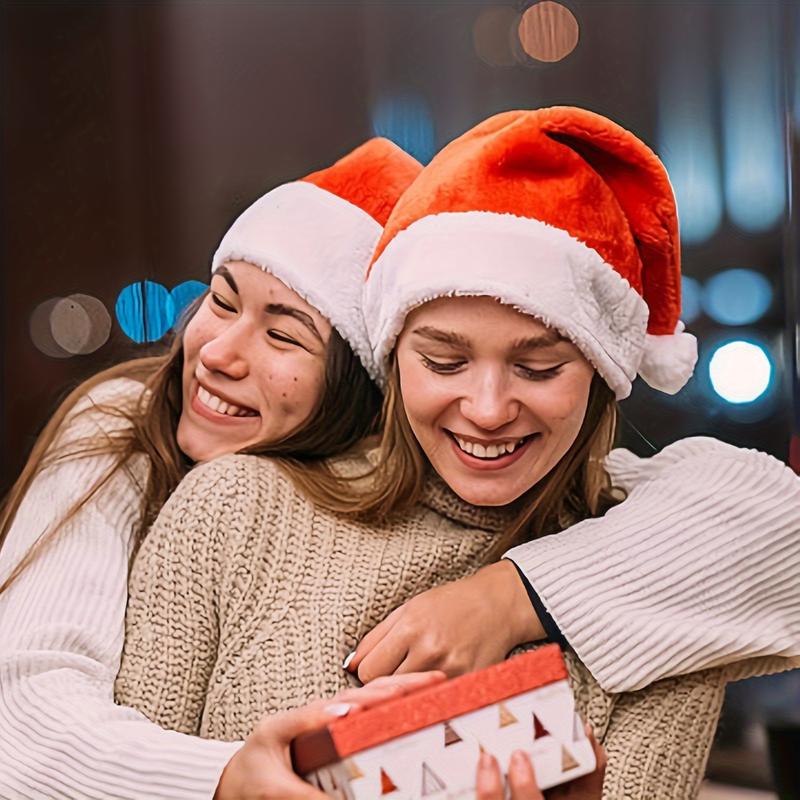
<box><xmin>709</xmin><ymin>340</ymin><xmax>772</xmax><ymax>404</ymax></box>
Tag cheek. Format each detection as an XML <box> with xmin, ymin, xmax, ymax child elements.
<box><xmin>398</xmin><ymin>357</ymin><xmax>448</xmax><ymax>428</ymax></box>
<box><xmin>260</xmin><ymin>360</ymin><xmax>325</xmax><ymax>416</ymax></box>
<box><xmin>182</xmin><ymin>308</ymin><xmax>217</xmax><ymax>362</ymax></box>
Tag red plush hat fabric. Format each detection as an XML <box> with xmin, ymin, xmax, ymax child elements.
<box><xmin>213</xmin><ymin>138</ymin><xmax>422</xmax><ymax>380</ymax></box>
<box><xmin>302</xmin><ymin>137</ymin><xmax>423</xmax><ymax>227</ymax></box>
<box><xmin>364</xmin><ymin>107</ymin><xmax>697</xmax><ymax>398</ymax></box>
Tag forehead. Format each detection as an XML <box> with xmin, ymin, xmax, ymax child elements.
<box><xmin>405</xmin><ymin>295</ymin><xmax>558</xmax><ymax>339</ymax></box>
<box><xmin>219</xmin><ymin>260</ymin><xmax>327</xmax><ymax>322</ymax></box>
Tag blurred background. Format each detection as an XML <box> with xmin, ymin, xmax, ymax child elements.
<box><xmin>1</xmin><ymin>1</ymin><xmax>798</xmax><ymax>796</ymax></box>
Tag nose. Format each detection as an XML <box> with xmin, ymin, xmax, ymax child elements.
<box><xmin>459</xmin><ymin>369</ymin><xmax>519</xmax><ymax>431</ymax></box>
<box><xmin>198</xmin><ymin>323</ymin><xmax>250</xmax><ymax>380</ymax></box>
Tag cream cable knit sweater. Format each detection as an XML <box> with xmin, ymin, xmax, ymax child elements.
<box><xmin>116</xmin><ymin>454</ymin><xmax>796</xmax><ymax>800</ymax></box>
<box><xmin>1</xmin><ymin>377</ymin><xmax>798</xmax><ymax>799</ymax></box>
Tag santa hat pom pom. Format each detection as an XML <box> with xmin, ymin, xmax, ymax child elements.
<box><xmin>638</xmin><ymin>322</ymin><xmax>698</xmax><ymax>394</ymax></box>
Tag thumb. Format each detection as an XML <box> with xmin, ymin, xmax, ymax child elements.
<box><xmin>265</xmin><ymin>700</ymin><xmax>357</xmax><ymax>744</ymax></box>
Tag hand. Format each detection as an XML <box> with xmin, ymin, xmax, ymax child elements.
<box><xmin>347</xmin><ymin>560</ymin><xmax>545</xmax><ymax>682</ymax></box>
<box><xmin>476</xmin><ymin>728</ymin><xmax>606</xmax><ymax>799</ymax></box>
<box><xmin>214</xmin><ymin>671</ymin><xmax>446</xmax><ymax>799</ymax></box>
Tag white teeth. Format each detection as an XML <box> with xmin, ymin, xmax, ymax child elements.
<box><xmin>453</xmin><ymin>434</ymin><xmax>527</xmax><ymax>459</ymax></box>
<box><xmin>197</xmin><ymin>385</ymin><xmax>257</xmax><ymax>417</ymax></box>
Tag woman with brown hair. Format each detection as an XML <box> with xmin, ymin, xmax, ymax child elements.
<box><xmin>114</xmin><ymin>108</ymin><xmax>798</xmax><ymax>799</ymax></box>
<box><xmin>0</xmin><ymin>138</ymin><xmax>424</xmax><ymax>798</ymax></box>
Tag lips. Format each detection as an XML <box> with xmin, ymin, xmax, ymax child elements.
<box><xmin>446</xmin><ymin>429</ymin><xmax>539</xmax><ymax>471</ymax></box>
<box><xmin>190</xmin><ymin>381</ymin><xmax>260</xmax><ymax>424</ymax></box>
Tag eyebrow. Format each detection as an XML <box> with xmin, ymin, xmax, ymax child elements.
<box><xmin>509</xmin><ymin>330</ymin><xmax>567</xmax><ymax>354</ymax></box>
<box><xmin>410</xmin><ymin>326</ymin><xmax>472</xmax><ymax>349</ymax></box>
<box><xmin>265</xmin><ymin>303</ymin><xmax>323</xmax><ymax>342</ymax></box>
<box><xmin>214</xmin><ymin>266</ymin><xmax>239</xmax><ymax>294</ymax></box>
<box><xmin>411</xmin><ymin>325</ymin><xmax>566</xmax><ymax>353</ymax></box>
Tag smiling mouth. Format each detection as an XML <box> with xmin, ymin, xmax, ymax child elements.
<box><xmin>446</xmin><ymin>430</ymin><xmax>537</xmax><ymax>460</ymax></box>
<box><xmin>196</xmin><ymin>384</ymin><xmax>259</xmax><ymax>418</ymax></box>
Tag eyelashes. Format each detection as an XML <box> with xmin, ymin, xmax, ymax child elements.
<box><xmin>419</xmin><ymin>354</ymin><xmax>565</xmax><ymax>381</ymax></box>
<box><xmin>211</xmin><ymin>292</ymin><xmax>236</xmax><ymax>312</ymax></box>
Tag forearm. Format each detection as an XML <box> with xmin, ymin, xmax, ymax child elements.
<box><xmin>600</xmin><ymin>668</ymin><xmax>726</xmax><ymax>800</ymax></box>
<box><xmin>506</xmin><ymin>437</ymin><xmax>800</xmax><ymax>692</ymax></box>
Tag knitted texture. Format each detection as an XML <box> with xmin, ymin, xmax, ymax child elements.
<box><xmin>115</xmin><ymin>454</ymin><xmax>781</xmax><ymax>799</ymax></box>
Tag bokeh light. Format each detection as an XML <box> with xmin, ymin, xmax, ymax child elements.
<box><xmin>721</xmin><ymin>5</ymin><xmax>785</xmax><ymax>232</ymax></box>
<box><xmin>171</xmin><ymin>280</ymin><xmax>208</xmax><ymax>324</ymax></box>
<box><xmin>51</xmin><ymin>294</ymin><xmax>111</xmax><ymax>355</ymax></box>
<box><xmin>472</xmin><ymin>7</ymin><xmax>519</xmax><ymax>68</ymax></box>
<box><xmin>681</xmin><ymin>276</ymin><xmax>702</xmax><ymax>324</ymax></box>
<box><xmin>657</xmin><ymin>12</ymin><xmax>722</xmax><ymax>246</ymax></box>
<box><xmin>371</xmin><ymin>92</ymin><xmax>435</xmax><ymax>164</ymax></box>
<box><xmin>702</xmin><ymin>269</ymin><xmax>773</xmax><ymax>326</ymax></box>
<box><xmin>30</xmin><ymin>298</ymin><xmax>71</xmax><ymax>358</ymax></box>
<box><xmin>709</xmin><ymin>340</ymin><xmax>773</xmax><ymax>404</ymax></box>
<box><xmin>517</xmin><ymin>1</ymin><xmax>579</xmax><ymax>63</ymax></box>
<box><xmin>115</xmin><ymin>281</ymin><xmax>175</xmax><ymax>343</ymax></box>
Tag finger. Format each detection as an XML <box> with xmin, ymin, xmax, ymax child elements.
<box><xmin>475</xmin><ymin>751</ymin><xmax>505</xmax><ymax>800</ymax></box>
<box><xmin>507</xmin><ymin>750</ymin><xmax>543</xmax><ymax>800</ymax></box>
<box><xmin>265</xmin><ymin>699</ymin><xmax>360</xmax><ymax>743</ymax></box>
<box><xmin>331</xmin><ymin>671</ymin><xmax>447</xmax><ymax>709</ymax></box>
<box><xmin>586</xmin><ymin>726</ymin><xmax>607</xmax><ymax>773</ymax></box>
<box><xmin>347</xmin><ymin>606</ymin><xmax>404</xmax><ymax>673</ymax></box>
<box><xmin>356</xmin><ymin>626</ymin><xmax>411</xmax><ymax>683</ymax></box>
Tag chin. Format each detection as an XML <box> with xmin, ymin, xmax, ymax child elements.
<box><xmin>448</xmin><ymin>479</ymin><xmax>522</xmax><ymax>508</ymax></box>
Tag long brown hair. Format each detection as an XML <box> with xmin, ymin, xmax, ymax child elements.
<box><xmin>292</xmin><ymin>356</ymin><xmax>622</xmax><ymax>563</ymax></box>
<box><xmin>0</xmin><ymin>297</ymin><xmax>382</xmax><ymax>593</ymax></box>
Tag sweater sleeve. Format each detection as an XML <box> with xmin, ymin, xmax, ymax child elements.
<box><xmin>115</xmin><ymin>454</ymin><xmax>267</xmax><ymax>739</ymax></box>
<box><xmin>504</xmin><ymin>436</ymin><xmax>800</xmax><ymax>693</ymax></box>
<box><xmin>0</xmin><ymin>379</ymin><xmax>241</xmax><ymax>800</ymax></box>
<box><xmin>600</xmin><ymin>667</ymin><xmax>727</xmax><ymax>799</ymax></box>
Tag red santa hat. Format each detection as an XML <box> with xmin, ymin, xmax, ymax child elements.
<box><xmin>212</xmin><ymin>138</ymin><xmax>421</xmax><ymax>380</ymax></box>
<box><xmin>364</xmin><ymin>107</ymin><xmax>698</xmax><ymax>399</ymax></box>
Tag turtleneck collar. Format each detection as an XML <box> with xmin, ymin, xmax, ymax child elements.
<box><xmin>419</xmin><ymin>468</ymin><xmax>519</xmax><ymax>534</ymax></box>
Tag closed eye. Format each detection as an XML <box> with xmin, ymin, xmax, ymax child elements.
<box><xmin>516</xmin><ymin>363</ymin><xmax>565</xmax><ymax>381</ymax></box>
<box><xmin>268</xmin><ymin>329</ymin><xmax>307</xmax><ymax>350</ymax></box>
<box><xmin>420</xmin><ymin>355</ymin><xmax>466</xmax><ymax>373</ymax></box>
<box><xmin>211</xmin><ymin>292</ymin><xmax>236</xmax><ymax>313</ymax></box>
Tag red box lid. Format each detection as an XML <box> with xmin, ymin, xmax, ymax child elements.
<box><xmin>291</xmin><ymin>644</ymin><xmax>567</xmax><ymax>774</ymax></box>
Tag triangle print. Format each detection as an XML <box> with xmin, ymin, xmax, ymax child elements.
<box><xmin>443</xmin><ymin>720</ymin><xmax>462</xmax><ymax>747</ymax></box>
<box><xmin>344</xmin><ymin>757</ymin><xmax>364</xmax><ymax>779</ymax></box>
<box><xmin>380</xmin><ymin>767</ymin><xmax>398</xmax><ymax>794</ymax></box>
<box><xmin>561</xmin><ymin>745</ymin><xmax>580</xmax><ymax>771</ymax></box>
<box><xmin>533</xmin><ymin>713</ymin><xmax>551</xmax><ymax>740</ymax></box>
<box><xmin>421</xmin><ymin>762</ymin><xmax>447</xmax><ymax>795</ymax></box>
<box><xmin>498</xmin><ymin>702</ymin><xmax>518</xmax><ymax>728</ymax></box>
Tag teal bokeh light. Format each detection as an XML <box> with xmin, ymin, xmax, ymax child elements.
<box><xmin>115</xmin><ymin>281</ymin><xmax>175</xmax><ymax>343</ymax></box>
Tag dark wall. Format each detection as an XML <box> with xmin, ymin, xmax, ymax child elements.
<box><xmin>2</xmin><ymin>1</ymin><xmax>795</xmax><ymax>491</ymax></box>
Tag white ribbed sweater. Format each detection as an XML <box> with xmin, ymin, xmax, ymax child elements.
<box><xmin>1</xmin><ymin>378</ymin><xmax>798</xmax><ymax>799</ymax></box>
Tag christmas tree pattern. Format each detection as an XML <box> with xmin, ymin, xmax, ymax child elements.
<box><xmin>421</xmin><ymin>762</ymin><xmax>446</xmax><ymax>795</ymax></box>
<box><xmin>532</xmin><ymin>713</ymin><xmax>551</xmax><ymax>740</ymax></box>
<box><xmin>344</xmin><ymin>757</ymin><xmax>363</xmax><ymax>779</ymax></box>
<box><xmin>498</xmin><ymin>702</ymin><xmax>518</xmax><ymax>728</ymax></box>
<box><xmin>443</xmin><ymin>721</ymin><xmax>462</xmax><ymax>746</ymax></box>
<box><xmin>561</xmin><ymin>745</ymin><xmax>579</xmax><ymax>771</ymax></box>
<box><xmin>380</xmin><ymin>767</ymin><xmax>398</xmax><ymax>794</ymax></box>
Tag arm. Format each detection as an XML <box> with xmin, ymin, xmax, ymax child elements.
<box><xmin>599</xmin><ymin>667</ymin><xmax>727</xmax><ymax>800</ymax></box>
<box><xmin>115</xmin><ymin>454</ymin><xmax>264</xmax><ymax>737</ymax></box>
<box><xmin>506</xmin><ymin>437</ymin><xmax>800</xmax><ymax>692</ymax></box>
<box><xmin>0</xmin><ymin>380</ymin><xmax>240</xmax><ymax>800</ymax></box>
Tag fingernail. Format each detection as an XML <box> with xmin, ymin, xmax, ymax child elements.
<box><xmin>478</xmin><ymin>751</ymin><xmax>493</xmax><ymax>770</ymax></box>
<box><xmin>325</xmin><ymin>702</ymin><xmax>352</xmax><ymax>717</ymax></box>
<box><xmin>342</xmin><ymin>651</ymin><xmax>356</xmax><ymax>671</ymax></box>
<box><xmin>512</xmin><ymin>750</ymin><xmax>527</xmax><ymax>765</ymax></box>
<box><xmin>584</xmin><ymin>722</ymin><xmax>592</xmax><ymax>736</ymax></box>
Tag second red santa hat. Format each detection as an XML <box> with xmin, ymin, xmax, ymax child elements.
<box><xmin>364</xmin><ymin>107</ymin><xmax>698</xmax><ymax>398</ymax></box>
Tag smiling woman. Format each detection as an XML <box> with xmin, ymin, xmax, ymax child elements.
<box><xmin>0</xmin><ymin>138</ymin><xmax>424</xmax><ymax>799</ymax></box>
<box><xmin>178</xmin><ymin>262</ymin><xmax>332</xmax><ymax>462</ymax></box>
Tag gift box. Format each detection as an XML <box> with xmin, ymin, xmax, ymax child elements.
<box><xmin>291</xmin><ymin>644</ymin><xmax>596</xmax><ymax>798</ymax></box>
